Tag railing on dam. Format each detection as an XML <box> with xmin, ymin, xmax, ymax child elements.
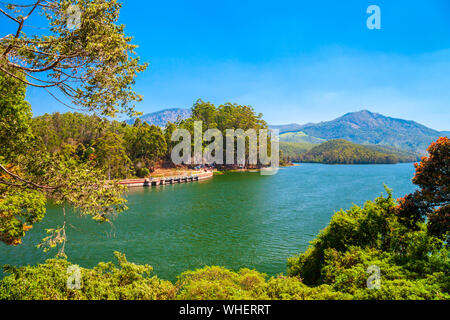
<box><xmin>117</xmin><ymin>171</ymin><xmax>214</xmax><ymax>188</ymax></box>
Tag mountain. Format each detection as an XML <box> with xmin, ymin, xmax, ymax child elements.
<box><xmin>270</xmin><ymin>123</ymin><xmax>304</xmax><ymax>134</ymax></box>
<box><xmin>279</xmin><ymin>131</ymin><xmax>325</xmax><ymax>144</ymax></box>
<box><xmin>127</xmin><ymin>108</ymin><xmax>191</xmax><ymax>126</ymax></box>
<box><xmin>273</xmin><ymin>110</ymin><xmax>444</xmax><ymax>154</ymax></box>
<box><xmin>441</xmin><ymin>131</ymin><xmax>450</xmax><ymax>137</ymax></box>
<box><xmin>298</xmin><ymin>139</ymin><xmax>414</xmax><ymax>164</ymax></box>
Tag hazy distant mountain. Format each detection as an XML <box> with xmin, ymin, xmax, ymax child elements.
<box><xmin>441</xmin><ymin>131</ymin><xmax>450</xmax><ymax>137</ymax></box>
<box><xmin>279</xmin><ymin>131</ymin><xmax>325</xmax><ymax>144</ymax></box>
<box><xmin>272</xmin><ymin>110</ymin><xmax>444</xmax><ymax>153</ymax></box>
<box><xmin>269</xmin><ymin>123</ymin><xmax>304</xmax><ymax>134</ymax></box>
<box><xmin>127</xmin><ymin>108</ymin><xmax>191</xmax><ymax>126</ymax></box>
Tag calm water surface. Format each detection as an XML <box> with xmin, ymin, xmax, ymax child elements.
<box><xmin>0</xmin><ymin>163</ymin><xmax>417</xmax><ymax>281</ymax></box>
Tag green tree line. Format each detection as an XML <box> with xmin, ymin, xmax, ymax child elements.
<box><xmin>298</xmin><ymin>139</ymin><xmax>409</xmax><ymax>164</ymax></box>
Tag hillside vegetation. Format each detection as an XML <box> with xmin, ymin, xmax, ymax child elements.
<box><xmin>364</xmin><ymin>145</ymin><xmax>420</xmax><ymax>162</ymax></box>
<box><xmin>280</xmin><ymin>142</ymin><xmax>315</xmax><ymax>162</ymax></box>
<box><xmin>299</xmin><ymin>139</ymin><xmax>410</xmax><ymax>164</ymax></box>
<box><xmin>279</xmin><ymin>131</ymin><xmax>325</xmax><ymax>144</ymax></box>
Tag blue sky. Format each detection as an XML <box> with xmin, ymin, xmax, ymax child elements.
<box><xmin>6</xmin><ymin>0</ymin><xmax>450</xmax><ymax>130</ymax></box>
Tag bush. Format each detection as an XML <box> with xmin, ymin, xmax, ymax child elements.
<box><xmin>287</xmin><ymin>188</ymin><xmax>449</xmax><ymax>300</ymax></box>
<box><xmin>135</xmin><ymin>167</ymin><xmax>150</xmax><ymax>178</ymax></box>
<box><xmin>0</xmin><ymin>252</ymin><xmax>176</xmax><ymax>300</ymax></box>
<box><xmin>1</xmin><ymin>189</ymin><xmax>448</xmax><ymax>300</ymax></box>
<box><xmin>176</xmin><ymin>266</ymin><xmax>268</xmax><ymax>300</ymax></box>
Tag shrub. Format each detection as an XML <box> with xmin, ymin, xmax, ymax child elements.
<box><xmin>287</xmin><ymin>188</ymin><xmax>449</xmax><ymax>300</ymax></box>
<box><xmin>135</xmin><ymin>167</ymin><xmax>150</xmax><ymax>178</ymax></box>
<box><xmin>176</xmin><ymin>266</ymin><xmax>268</xmax><ymax>300</ymax></box>
<box><xmin>0</xmin><ymin>252</ymin><xmax>176</xmax><ymax>300</ymax></box>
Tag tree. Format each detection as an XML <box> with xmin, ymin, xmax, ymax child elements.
<box><xmin>396</xmin><ymin>137</ymin><xmax>449</xmax><ymax>240</ymax></box>
<box><xmin>187</xmin><ymin>99</ymin><xmax>268</xmax><ymax>168</ymax></box>
<box><xmin>126</xmin><ymin>123</ymin><xmax>167</xmax><ymax>171</ymax></box>
<box><xmin>0</xmin><ymin>73</ymin><xmax>128</xmax><ymax>249</ymax></box>
<box><xmin>164</xmin><ymin>122</ymin><xmax>177</xmax><ymax>161</ymax></box>
<box><xmin>191</xmin><ymin>99</ymin><xmax>217</xmax><ymax>129</ymax></box>
<box><xmin>0</xmin><ymin>71</ymin><xmax>34</xmax><ymax>162</ymax></box>
<box><xmin>94</xmin><ymin>132</ymin><xmax>131</xmax><ymax>180</ymax></box>
<box><xmin>0</xmin><ymin>0</ymin><xmax>147</xmax><ymax>117</ymax></box>
<box><xmin>0</xmin><ymin>0</ymin><xmax>145</xmax><ymax>249</ymax></box>
<box><xmin>0</xmin><ymin>70</ymin><xmax>47</xmax><ymax>245</ymax></box>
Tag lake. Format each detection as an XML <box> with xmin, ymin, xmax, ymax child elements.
<box><xmin>0</xmin><ymin>163</ymin><xmax>417</xmax><ymax>281</ymax></box>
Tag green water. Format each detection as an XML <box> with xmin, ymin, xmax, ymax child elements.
<box><xmin>0</xmin><ymin>163</ymin><xmax>417</xmax><ymax>281</ymax></box>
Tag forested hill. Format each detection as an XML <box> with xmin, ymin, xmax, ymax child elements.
<box><xmin>279</xmin><ymin>131</ymin><xmax>325</xmax><ymax>144</ymax></box>
<box><xmin>272</xmin><ymin>110</ymin><xmax>444</xmax><ymax>153</ymax></box>
<box><xmin>301</xmin><ymin>110</ymin><xmax>443</xmax><ymax>153</ymax></box>
<box><xmin>299</xmin><ymin>139</ymin><xmax>418</xmax><ymax>164</ymax></box>
<box><xmin>127</xmin><ymin>108</ymin><xmax>191</xmax><ymax>126</ymax></box>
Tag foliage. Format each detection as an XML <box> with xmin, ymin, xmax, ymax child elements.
<box><xmin>176</xmin><ymin>266</ymin><xmax>268</xmax><ymax>300</ymax></box>
<box><xmin>320</xmin><ymin>246</ymin><xmax>449</xmax><ymax>300</ymax></box>
<box><xmin>0</xmin><ymin>183</ymin><xmax>46</xmax><ymax>245</ymax></box>
<box><xmin>135</xmin><ymin>167</ymin><xmax>150</xmax><ymax>178</ymax></box>
<box><xmin>32</xmin><ymin>112</ymin><xmax>108</xmax><ymax>153</ymax></box>
<box><xmin>94</xmin><ymin>132</ymin><xmax>132</xmax><ymax>180</ymax></box>
<box><xmin>396</xmin><ymin>137</ymin><xmax>449</xmax><ymax>241</ymax></box>
<box><xmin>287</xmin><ymin>187</ymin><xmax>449</xmax><ymax>299</ymax></box>
<box><xmin>0</xmin><ymin>71</ymin><xmax>47</xmax><ymax>245</ymax></box>
<box><xmin>300</xmin><ymin>110</ymin><xmax>442</xmax><ymax>153</ymax></box>
<box><xmin>1</xmin><ymin>187</ymin><xmax>448</xmax><ymax>300</ymax></box>
<box><xmin>365</xmin><ymin>145</ymin><xmax>420</xmax><ymax>162</ymax></box>
<box><xmin>0</xmin><ymin>73</ymin><xmax>128</xmax><ymax>248</ymax></box>
<box><xmin>299</xmin><ymin>139</ymin><xmax>402</xmax><ymax>164</ymax></box>
<box><xmin>1</xmin><ymin>0</ymin><xmax>147</xmax><ymax>249</ymax></box>
<box><xmin>0</xmin><ymin>0</ymin><xmax>147</xmax><ymax>117</ymax></box>
<box><xmin>0</xmin><ymin>255</ymin><xmax>351</xmax><ymax>300</ymax></box>
<box><xmin>0</xmin><ymin>71</ymin><xmax>34</xmax><ymax>162</ymax></box>
<box><xmin>125</xmin><ymin>122</ymin><xmax>167</xmax><ymax>169</ymax></box>
<box><xmin>180</xmin><ymin>99</ymin><xmax>269</xmax><ymax>168</ymax></box>
<box><xmin>279</xmin><ymin>142</ymin><xmax>315</xmax><ymax>163</ymax></box>
<box><xmin>176</xmin><ymin>266</ymin><xmax>351</xmax><ymax>300</ymax></box>
<box><xmin>0</xmin><ymin>252</ymin><xmax>176</xmax><ymax>300</ymax></box>
<box><xmin>279</xmin><ymin>131</ymin><xmax>325</xmax><ymax>144</ymax></box>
